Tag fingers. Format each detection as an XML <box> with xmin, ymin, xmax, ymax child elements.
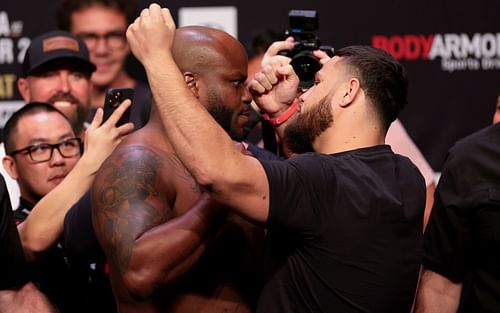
<box><xmin>264</xmin><ymin>38</ymin><xmax>295</xmax><ymax>60</ymax></box>
<box><xmin>88</xmin><ymin>108</ymin><xmax>104</xmax><ymax>131</ymax></box>
<box><xmin>129</xmin><ymin>4</ymin><xmax>168</xmax><ymax>34</ymax></box>
<box><xmin>116</xmin><ymin>122</ymin><xmax>135</xmax><ymax>136</ymax></box>
<box><xmin>276</xmin><ymin>64</ymin><xmax>296</xmax><ymax>77</ymax></box>
<box><xmin>103</xmin><ymin>99</ymin><xmax>132</xmax><ymax>127</ymax></box>
<box><xmin>257</xmin><ymin>64</ymin><xmax>278</xmax><ymax>88</ymax></box>
<box><xmin>250</xmin><ymin>69</ymin><xmax>277</xmax><ymax>94</ymax></box>
<box><xmin>279</xmin><ymin>64</ymin><xmax>300</xmax><ymax>86</ymax></box>
<box><xmin>313</xmin><ymin>50</ymin><xmax>331</xmax><ymax>65</ymax></box>
<box><xmin>148</xmin><ymin>3</ymin><xmax>162</xmax><ymax>20</ymax></box>
<box><xmin>140</xmin><ymin>7</ymin><xmax>149</xmax><ymax>19</ymax></box>
<box><xmin>249</xmin><ymin>60</ymin><xmax>294</xmax><ymax>94</ymax></box>
<box><xmin>161</xmin><ymin>8</ymin><xmax>175</xmax><ymax>28</ymax></box>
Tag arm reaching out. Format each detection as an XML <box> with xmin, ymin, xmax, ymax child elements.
<box><xmin>18</xmin><ymin>100</ymin><xmax>134</xmax><ymax>262</ymax></box>
<box><xmin>126</xmin><ymin>4</ymin><xmax>270</xmax><ymax>224</ymax></box>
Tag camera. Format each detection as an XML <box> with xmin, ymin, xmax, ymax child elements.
<box><xmin>280</xmin><ymin>10</ymin><xmax>334</xmax><ymax>88</ymax></box>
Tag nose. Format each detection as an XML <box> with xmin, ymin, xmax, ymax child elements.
<box><xmin>299</xmin><ymin>86</ymin><xmax>313</xmax><ymax>103</ymax></box>
<box><xmin>48</xmin><ymin>147</ymin><xmax>66</xmax><ymax>166</ymax></box>
<box><xmin>242</xmin><ymin>86</ymin><xmax>252</xmax><ymax>105</ymax></box>
<box><xmin>93</xmin><ymin>37</ymin><xmax>108</xmax><ymax>55</ymax></box>
<box><xmin>57</xmin><ymin>72</ymin><xmax>71</xmax><ymax>93</ymax></box>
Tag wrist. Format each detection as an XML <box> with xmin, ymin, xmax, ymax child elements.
<box><xmin>74</xmin><ymin>154</ymin><xmax>99</xmax><ymax>177</ymax></box>
<box><xmin>144</xmin><ymin>52</ymin><xmax>174</xmax><ymax>70</ymax></box>
<box><xmin>263</xmin><ymin>99</ymin><xmax>299</xmax><ymax>127</ymax></box>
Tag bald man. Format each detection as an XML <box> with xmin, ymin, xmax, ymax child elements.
<box><xmin>91</xmin><ymin>26</ymin><xmax>264</xmax><ymax>313</ymax></box>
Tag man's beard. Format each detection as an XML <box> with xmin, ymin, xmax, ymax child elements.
<box><xmin>46</xmin><ymin>92</ymin><xmax>88</xmax><ymax>135</ymax></box>
<box><xmin>208</xmin><ymin>105</ymin><xmax>246</xmax><ymax>142</ymax></box>
<box><xmin>283</xmin><ymin>96</ymin><xmax>333</xmax><ymax>154</ymax></box>
<box><xmin>206</xmin><ymin>91</ymin><xmax>245</xmax><ymax>142</ymax></box>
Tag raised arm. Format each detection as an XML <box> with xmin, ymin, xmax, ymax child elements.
<box><xmin>413</xmin><ymin>269</ymin><xmax>462</xmax><ymax>313</ymax></box>
<box><xmin>91</xmin><ymin>147</ymin><xmax>227</xmax><ymax>301</ymax></box>
<box><xmin>17</xmin><ymin>101</ymin><xmax>134</xmax><ymax>262</ymax></box>
<box><xmin>126</xmin><ymin>4</ymin><xmax>276</xmax><ymax>223</ymax></box>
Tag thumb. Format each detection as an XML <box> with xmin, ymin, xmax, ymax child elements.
<box><xmin>277</xmin><ymin>64</ymin><xmax>299</xmax><ymax>83</ymax></box>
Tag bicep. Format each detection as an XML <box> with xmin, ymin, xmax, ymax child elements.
<box><xmin>91</xmin><ymin>150</ymin><xmax>172</xmax><ymax>273</ymax></box>
<box><xmin>93</xmin><ymin>184</ymin><xmax>170</xmax><ymax>272</ymax></box>
<box><xmin>211</xmin><ymin>155</ymin><xmax>270</xmax><ymax>225</ymax></box>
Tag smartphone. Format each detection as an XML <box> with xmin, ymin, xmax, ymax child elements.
<box><xmin>103</xmin><ymin>87</ymin><xmax>134</xmax><ymax>126</ymax></box>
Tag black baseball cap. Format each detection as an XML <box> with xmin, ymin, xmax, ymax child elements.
<box><xmin>22</xmin><ymin>30</ymin><xmax>96</xmax><ymax>77</ymax></box>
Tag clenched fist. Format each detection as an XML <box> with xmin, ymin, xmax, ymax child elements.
<box><xmin>126</xmin><ymin>3</ymin><xmax>176</xmax><ymax>69</ymax></box>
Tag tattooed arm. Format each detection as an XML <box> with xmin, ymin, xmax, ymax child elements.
<box><xmin>91</xmin><ymin>146</ymin><xmax>227</xmax><ymax>301</ymax></box>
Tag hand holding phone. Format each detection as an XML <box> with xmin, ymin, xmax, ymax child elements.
<box><xmin>103</xmin><ymin>88</ymin><xmax>134</xmax><ymax>126</ymax></box>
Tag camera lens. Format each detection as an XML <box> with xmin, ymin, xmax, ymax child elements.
<box><xmin>290</xmin><ymin>51</ymin><xmax>321</xmax><ymax>88</ymax></box>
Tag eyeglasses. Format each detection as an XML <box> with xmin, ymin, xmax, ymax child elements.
<box><xmin>77</xmin><ymin>31</ymin><xmax>126</xmax><ymax>50</ymax></box>
<box><xmin>9</xmin><ymin>138</ymin><xmax>82</xmax><ymax>163</ymax></box>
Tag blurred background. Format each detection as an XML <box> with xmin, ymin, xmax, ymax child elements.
<box><xmin>1</xmin><ymin>0</ymin><xmax>499</xmax><ymax>172</ymax></box>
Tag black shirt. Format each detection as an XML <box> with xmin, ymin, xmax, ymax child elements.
<box><xmin>0</xmin><ymin>174</ymin><xmax>29</xmax><ymax>290</ymax></box>
<box><xmin>13</xmin><ymin>197</ymin><xmax>79</xmax><ymax>313</ymax></box>
<box><xmin>257</xmin><ymin>145</ymin><xmax>425</xmax><ymax>313</ymax></box>
<box><xmin>423</xmin><ymin>123</ymin><xmax>500</xmax><ymax>312</ymax></box>
<box><xmin>64</xmin><ymin>190</ymin><xmax>117</xmax><ymax>313</ymax></box>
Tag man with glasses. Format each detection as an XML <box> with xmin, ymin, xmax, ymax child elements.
<box><xmin>2</xmin><ymin>102</ymin><xmax>82</xmax><ymax>312</ymax></box>
<box><xmin>0</xmin><ymin>29</ymin><xmax>95</xmax><ymax>210</ymax></box>
<box><xmin>58</xmin><ymin>0</ymin><xmax>151</xmax><ymax>129</ymax></box>
<box><xmin>1</xmin><ymin>100</ymin><xmax>133</xmax><ymax>313</ymax></box>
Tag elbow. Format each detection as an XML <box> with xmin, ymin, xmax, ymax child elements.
<box><xmin>122</xmin><ymin>266</ymin><xmax>158</xmax><ymax>301</ymax></box>
<box><xmin>191</xmin><ymin>167</ymin><xmax>216</xmax><ymax>191</ymax></box>
<box><xmin>191</xmin><ymin>164</ymin><xmax>237</xmax><ymax>195</ymax></box>
<box><xmin>20</xmin><ymin>237</ymin><xmax>48</xmax><ymax>263</ymax></box>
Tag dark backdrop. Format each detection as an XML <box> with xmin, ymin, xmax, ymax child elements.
<box><xmin>1</xmin><ymin>0</ymin><xmax>499</xmax><ymax>171</ymax></box>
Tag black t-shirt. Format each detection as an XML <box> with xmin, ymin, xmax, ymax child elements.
<box><xmin>257</xmin><ymin>145</ymin><xmax>425</xmax><ymax>313</ymax></box>
<box><xmin>64</xmin><ymin>190</ymin><xmax>117</xmax><ymax>313</ymax></box>
<box><xmin>14</xmin><ymin>198</ymin><xmax>81</xmax><ymax>313</ymax></box>
<box><xmin>423</xmin><ymin>123</ymin><xmax>500</xmax><ymax>312</ymax></box>
<box><xmin>0</xmin><ymin>175</ymin><xmax>29</xmax><ymax>290</ymax></box>
<box><xmin>247</xmin><ymin>142</ymin><xmax>282</xmax><ymax>161</ymax></box>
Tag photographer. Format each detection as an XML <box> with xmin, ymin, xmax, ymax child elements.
<box><xmin>128</xmin><ymin>4</ymin><xmax>424</xmax><ymax>313</ymax></box>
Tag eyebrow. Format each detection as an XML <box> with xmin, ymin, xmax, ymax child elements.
<box><xmin>26</xmin><ymin>133</ymin><xmax>76</xmax><ymax>145</ymax></box>
<box><xmin>77</xmin><ymin>28</ymin><xmax>125</xmax><ymax>34</ymax></box>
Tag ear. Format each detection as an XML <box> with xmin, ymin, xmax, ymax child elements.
<box><xmin>2</xmin><ymin>156</ymin><xmax>19</xmax><ymax>180</ymax></box>
<box><xmin>184</xmin><ymin>72</ymin><xmax>199</xmax><ymax>98</ymax></box>
<box><xmin>339</xmin><ymin>78</ymin><xmax>360</xmax><ymax>108</ymax></box>
<box><xmin>17</xmin><ymin>78</ymin><xmax>31</xmax><ymax>102</ymax></box>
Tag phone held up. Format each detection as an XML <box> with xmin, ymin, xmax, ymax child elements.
<box><xmin>103</xmin><ymin>87</ymin><xmax>134</xmax><ymax>126</ymax></box>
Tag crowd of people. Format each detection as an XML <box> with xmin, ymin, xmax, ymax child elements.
<box><xmin>0</xmin><ymin>2</ymin><xmax>499</xmax><ymax>313</ymax></box>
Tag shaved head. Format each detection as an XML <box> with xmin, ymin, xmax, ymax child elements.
<box><xmin>172</xmin><ymin>26</ymin><xmax>247</xmax><ymax>75</ymax></box>
<box><xmin>164</xmin><ymin>26</ymin><xmax>252</xmax><ymax>141</ymax></box>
